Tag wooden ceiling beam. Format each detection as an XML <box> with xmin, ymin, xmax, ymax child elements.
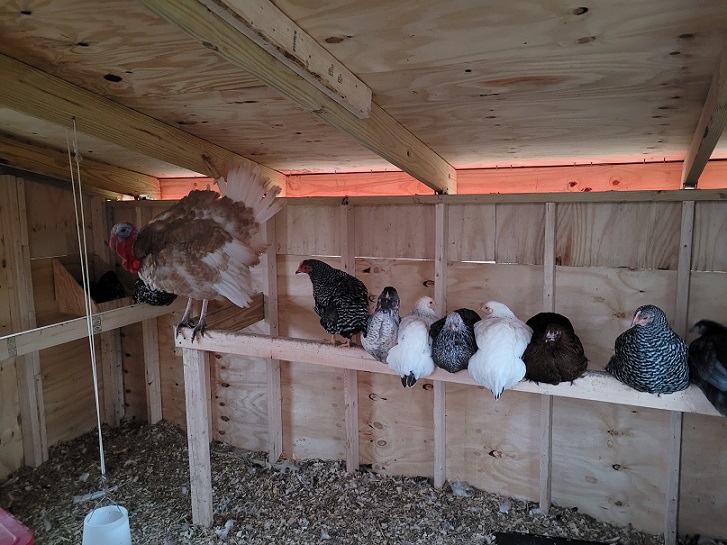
<box><xmin>0</xmin><ymin>53</ymin><xmax>285</xmax><ymax>189</ymax></box>
<box><xmin>681</xmin><ymin>44</ymin><xmax>727</xmax><ymax>189</ymax></box>
<box><xmin>0</xmin><ymin>134</ymin><xmax>160</xmax><ymax>199</ymax></box>
<box><xmin>199</xmin><ymin>0</ymin><xmax>372</xmax><ymax>119</ymax></box>
<box><xmin>140</xmin><ymin>0</ymin><xmax>457</xmax><ymax>194</ymax></box>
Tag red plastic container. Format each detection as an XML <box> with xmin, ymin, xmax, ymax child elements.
<box><xmin>0</xmin><ymin>509</ymin><xmax>34</xmax><ymax>545</ymax></box>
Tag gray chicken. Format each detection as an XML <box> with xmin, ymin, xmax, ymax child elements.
<box><xmin>522</xmin><ymin>312</ymin><xmax>587</xmax><ymax>384</ymax></box>
<box><xmin>296</xmin><ymin>259</ymin><xmax>369</xmax><ymax>347</ymax></box>
<box><xmin>430</xmin><ymin>308</ymin><xmax>481</xmax><ymax>373</ymax></box>
<box><xmin>605</xmin><ymin>304</ymin><xmax>689</xmax><ymax>394</ymax></box>
<box><xmin>362</xmin><ymin>286</ymin><xmax>401</xmax><ymax>363</ymax></box>
<box><xmin>688</xmin><ymin>319</ymin><xmax>727</xmax><ymax>417</ymax></box>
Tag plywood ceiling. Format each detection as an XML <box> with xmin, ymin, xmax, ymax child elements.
<box><xmin>0</xmin><ymin>0</ymin><xmax>726</xmax><ymax>195</ymax></box>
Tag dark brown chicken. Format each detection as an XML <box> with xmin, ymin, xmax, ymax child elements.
<box><xmin>522</xmin><ymin>312</ymin><xmax>588</xmax><ymax>384</ymax></box>
<box><xmin>295</xmin><ymin>259</ymin><xmax>369</xmax><ymax>347</ymax></box>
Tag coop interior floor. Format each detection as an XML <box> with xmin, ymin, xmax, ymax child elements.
<box><xmin>0</xmin><ymin>420</ymin><xmax>681</xmax><ymax>545</ymax></box>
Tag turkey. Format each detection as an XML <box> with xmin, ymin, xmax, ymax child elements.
<box><xmin>688</xmin><ymin>319</ymin><xmax>727</xmax><ymax>417</ymax></box>
<box><xmin>605</xmin><ymin>304</ymin><xmax>689</xmax><ymax>394</ymax></box>
<box><xmin>386</xmin><ymin>296</ymin><xmax>438</xmax><ymax>387</ymax></box>
<box><xmin>430</xmin><ymin>308</ymin><xmax>481</xmax><ymax>373</ymax></box>
<box><xmin>362</xmin><ymin>286</ymin><xmax>401</xmax><ymax>363</ymax></box>
<box><xmin>110</xmin><ymin>162</ymin><xmax>282</xmax><ymax>341</ymax></box>
<box><xmin>468</xmin><ymin>301</ymin><xmax>532</xmax><ymax>398</ymax></box>
<box><xmin>522</xmin><ymin>312</ymin><xmax>587</xmax><ymax>384</ymax></box>
<box><xmin>295</xmin><ymin>259</ymin><xmax>369</xmax><ymax>347</ymax></box>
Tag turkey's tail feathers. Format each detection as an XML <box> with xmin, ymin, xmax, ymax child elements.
<box><xmin>218</xmin><ymin>161</ymin><xmax>284</xmax><ymax>224</ymax></box>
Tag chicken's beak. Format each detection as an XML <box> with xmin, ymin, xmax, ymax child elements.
<box><xmin>631</xmin><ymin>310</ymin><xmax>642</xmax><ymax>327</ymax></box>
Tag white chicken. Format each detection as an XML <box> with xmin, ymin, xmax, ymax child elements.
<box><xmin>468</xmin><ymin>301</ymin><xmax>532</xmax><ymax>398</ymax></box>
<box><xmin>386</xmin><ymin>296</ymin><xmax>438</xmax><ymax>388</ymax></box>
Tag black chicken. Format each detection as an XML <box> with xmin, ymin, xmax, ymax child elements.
<box><xmin>296</xmin><ymin>259</ymin><xmax>369</xmax><ymax>347</ymax></box>
<box><xmin>133</xmin><ymin>279</ymin><xmax>178</xmax><ymax>306</ymax></box>
<box><xmin>522</xmin><ymin>312</ymin><xmax>587</xmax><ymax>384</ymax></box>
<box><xmin>688</xmin><ymin>319</ymin><xmax>727</xmax><ymax>417</ymax></box>
<box><xmin>81</xmin><ymin>271</ymin><xmax>126</xmax><ymax>303</ymax></box>
<box><xmin>606</xmin><ymin>304</ymin><xmax>689</xmax><ymax>394</ymax></box>
<box><xmin>430</xmin><ymin>308</ymin><xmax>481</xmax><ymax>373</ymax></box>
<box><xmin>362</xmin><ymin>286</ymin><xmax>401</xmax><ymax>363</ymax></box>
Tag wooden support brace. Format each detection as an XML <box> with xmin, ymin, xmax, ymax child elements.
<box><xmin>343</xmin><ymin>368</ymin><xmax>359</xmax><ymax>473</ymax></box>
<box><xmin>539</xmin><ymin>202</ymin><xmax>557</xmax><ymax>513</ymax></box>
<box><xmin>100</xmin><ymin>330</ymin><xmax>124</xmax><ymax>426</ymax></box>
<box><xmin>263</xmin><ymin>219</ymin><xmax>283</xmax><ymax>463</ymax></box>
<box><xmin>182</xmin><ymin>347</ymin><xmax>213</xmax><ymax>527</ymax></box>
<box><xmin>340</xmin><ymin>202</ymin><xmax>359</xmax><ymax>471</ymax></box>
<box><xmin>433</xmin><ymin>202</ymin><xmax>448</xmax><ymax>488</ymax></box>
<box><xmin>665</xmin><ymin>411</ymin><xmax>683</xmax><ymax>545</ymax></box>
<box><xmin>142</xmin><ymin>319</ymin><xmax>163</xmax><ymax>424</ymax></box>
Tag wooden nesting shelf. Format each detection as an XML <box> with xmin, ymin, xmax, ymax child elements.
<box><xmin>52</xmin><ymin>256</ymin><xmax>132</xmax><ymax>314</ymax></box>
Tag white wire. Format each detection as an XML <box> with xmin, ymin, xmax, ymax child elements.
<box><xmin>67</xmin><ymin>119</ymin><xmax>107</xmax><ymax>484</ymax></box>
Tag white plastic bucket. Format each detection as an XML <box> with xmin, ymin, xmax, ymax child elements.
<box><xmin>82</xmin><ymin>505</ymin><xmax>131</xmax><ymax>545</ymax></box>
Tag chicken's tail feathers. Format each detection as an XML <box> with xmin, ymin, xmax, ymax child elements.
<box><xmin>218</xmin><ymin>161</ymin><xmax>284</xmax><ymax>224</ymax></box>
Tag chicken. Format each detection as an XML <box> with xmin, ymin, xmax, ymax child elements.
<box><xmin>688</xmin><ymin>319</ymin><xmax>727</xmax><ymax>417</ymax></box>
<box><xmin>362</xmin><ymin>286</ymin><xmax>401</xmax><ymax>363</ymax></box>
<box><xmin>430</xmin><ymin>308</ymin><xmax>481</xmax><ymax>373</ymax></box>
<box><xmin>468</xmin><ymin>301</ymin><xmax>532</xmax><ymax>398</ymax></box>
<box><xmin>386</xmin><ymin>296</ymin><xmax>438</xmax><ymax>387</ymax></box>
<box><xmin>295</xmin><ymin>259</ymin><xmax>369</xmax><ymax>347</ymax></box>
<box><xmin>85</xmin><ymin>271</ymin><xmax>126</xmax><ymax>303</ymax></box>
<box><xmin>132</xmin><ymin>279</ymin><xmax>177</xmax><ymax>306</ymax></box>
<box><xmin>605</xmin><ymin>304</ymin><xmax>689</xmax><ymax>394</ymax></box>
<box><xmin>522</xmin><ymin>312</ymin><xmax>588</xmax><ymax>384</ymax></box>
<box><xmin>110</xmin><ymin>162</ymin><xmax>282</xmax><ymax>340</ymax></box>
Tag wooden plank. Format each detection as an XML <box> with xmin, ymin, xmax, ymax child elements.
<box><xmin>682</xmin><ymin>45</ymin><xmax>727</xmax><ymax>188</ymax></box>
<box><xmin>198</xmin><ymin>0</ymin><xmax>372</xmax><ymax>119</ymax></box>
<box><xmin>140</xmin><ymin>0</ymin><xmax>456</xmax><ymax>194</ymax></box>
<box><xmin>355</xmin><ymin>204</ymin><xmax>436</xmax><ymax>259</ymax></box>
<box><xmin>0</xmin><ymin>133</ymin><xmax>159</xmax><ymax>199</ymax></box>
<box><xmin>539</xmin><ymin>202</ymin><xmax>556</xmax><ymax>513</ymax></box>
<box><xmin>0</xmin><ymin>53</ymin><xmax>284</xmax><ymax>186</ymax></box>
<box><xmin>182</xmin><ymin>347</ymin><xmax>213</xmax><ymax>526</ymax></box>
<box><xmin>263</xmin><ymin>219</ymin><xmax>282</xmax><ymax>462</ymax></box>
<box><xmin>174</xmin><ymin>331</ymin><xmax>722</xmax><ymax>416</ymax></box>
<box><xmin>557</xmin><ymin>201</ymin><xmax>682</xmax><ymax>269</ymax></box>
<box><xmin>0</xmin><ymin>176</ymin><xmax>47</xmax><ymax>466</ymax></box>
<box><xmin>343</xmin><ymin>368</ymin><xmax>359</xmax><ymax>472</ymax></box>
<box><xmin>495</xmin><ymin>203</ymin><xmax>545</xmax><ymax>265</ymax></box>
<box><xmin>278</xmin><ymin>188</ymin><xmax>727</xmax><ymax>207</ymax></box>
<box><xmin>142</xmin><ymin>319</ymin><xmax>163</xmax><ymax>424</ymax></box>
<box><xmin>340</xmin><ymin>203</ymin><xmax>359</xmax><ymax>471</ymax></box>
<box><xmin>691</xmin><ymin>201</ymin><xmax>727</xmax><ymax>273</ymax></box>
<box><xmin>665</xmin><ymin>411</ymin><xmax>683</xmax><ymax>545</ymax></box>
<box><xmin>675</xmin><ymin>201</ymin><xmax>695</xmax><ymax>338</ymax></box>
<box><xmin>433</xmin><ymin>203</ymin><xmax>447</xmax><ymax>488</ymax></box>
<box><xmin>275</xmin><ymin>204</ymin><xmax>340</xmax><ymax>256</ymax></box>
<box><xmin>100</xmin><ymin>330</ymin><xmax>124</xmax><ymax>426</ymax></box>
<box><xmin>551</xmin><ymin>399</ymin><xmax>671</xmax><ymax>535</ymax></box>
<box><xmin>283</xmin><ymin>162</ymin><xmax>727</xmax><ymax>198</ymax></box>
<box><xmin>0</xmin><ymin>298</ymin><xmax>187</xmax><ymax>362</ymax></box>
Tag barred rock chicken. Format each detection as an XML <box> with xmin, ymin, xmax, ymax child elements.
<box><xmin>430</xmin><ymin>308</ymin><xmax>481</xmax><ymax>373</ymax></box>
<box><xmin>295</xmin><ymin>259</ymin><xmax>369</xmax><ymax>347</ymax></box>
<box><xmin>468</xmin><ymin>301</ymin><xmax>532</xmax><ymax>398</ymax></box>
<box><xmin>386</xmin><ymin>296</ymin><xmax>438</xmax><ymax>387</ymax></box>
<box><xmin>606</xmin><ymin>304</ymin><xmax>689</xmax><ymax>394</ymax></box>
<box><xmin>362</xmin><ymin>286</ymin><xmax>401</xmax><ymax>363</ymax></box>
<box><xmin>110</xmin><ymin>162</ymin><xmax>282</xmax><ymax>341</ymax></box>
<box><xmin>688</xmin><ymin>319</ymin><xmax>727</xmax><ymax>416</ymax></box>
<box><xmin>522</xmin><ymin>312</ymin><xmax>587</xmax><ymax>384</ymax></box>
